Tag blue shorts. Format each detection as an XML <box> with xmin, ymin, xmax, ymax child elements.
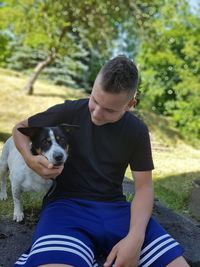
<box><xmin>14</xmin><ymin>198</ymin><xmax>184</xmax><ymax>267</ymax></box>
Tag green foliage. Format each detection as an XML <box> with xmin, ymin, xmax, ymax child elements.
<box><xmin>6</xmin><ymin>40</ymin><xmax>48</xmax><ymax>70</ymax></box>
<box><xmin>137</xmin><ymin>0</ymin><xmax>200</xmax><ymax>141</ymax></box>
<box><xmin>43</xmin><ymin>55</ymin><xmax>88</xmax><ymax>88</ymax></box>
<box><xmin>0</xmin><ymin>30</ymin><xmax>13</xmax><ymax>66</ymax></box>
<box><xmin>83</xmin><ymin>49</ymin><xmax>110</xmax><ymax>91</ymax></box>
<box><xmin>0</xmin><ymin>0</ymin><xmax>130</xmax><ymax>55</ymax></box>
<box><xmin>0</xmin><ymin>0</ymin><xmax>135</xmax><ymax>91</ymax></box>
<box><xmin>6</xmin><ymin>39</ymin><xmax>89</xmax><ymax>88</ymax></box>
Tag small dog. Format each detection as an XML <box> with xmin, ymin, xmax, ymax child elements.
<box><xmin>0</xmin><ymin>124</ymin><xmax>78</xmax><ymax>222</ymax></box>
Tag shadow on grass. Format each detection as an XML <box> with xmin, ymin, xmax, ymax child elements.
<box><xmin>0</xmin><ymin>131</ymin><xmax>11</xmax><ymax>143</ymax></box>
<box><xmin>139</xmin><ymin>110</ymin><xmax>183</xmax><ymax>143</ymax></box>
<box><xmin>34</xmin><ymin>89</ymin><xmax>85</xmax><ymax>100</ymax></box>
<box><xmin>34</xmin><ymin>93</ymin><xmax>67</xmax><ymax>99</ymax></box>
<box><xmin>154</xmin><ymin>171</ymin><xmax>200</xmax><ymax>213</ymax></box>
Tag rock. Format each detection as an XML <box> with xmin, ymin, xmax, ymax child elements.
<box><xmin>153</xmin><ymin>200</ymin><xmax>200</xmax><ymax>267</ymax></box>
<box><xmin>0</xmin><ymin>179</ymin><xmax>200</xmax><ymax>267</ymax></box>
<box><xmin>189</xmin><ymin>179</ymin><xmax>200</xmax><ymax>221</ymax></box>
<box><xmin>0</xmin><ymin>220</ymin><xmax>33</xmax><ymax>267</ymax></box>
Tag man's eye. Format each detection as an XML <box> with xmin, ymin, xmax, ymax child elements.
<box><xmin>92</xmin><ymin>96</ymin><xmax>98</xmax><ymax>104</ymax></box>
<box><xmin>105</xmin><ymin>109</ymin><xmax>115</xmax><ymax>113</ymax></box>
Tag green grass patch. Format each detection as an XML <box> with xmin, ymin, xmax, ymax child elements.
<box><xmin>154</xmin><ymin>182</ymin><xmax>189</xmax><ymax>212</ymax></box>
<box><xmin>0</xmin><ymin>179</ymin><xmax>44</xmax><ymax>223</ymax></box>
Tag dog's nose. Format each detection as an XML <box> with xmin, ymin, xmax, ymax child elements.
<box><xmin>53</xmin><ymin>152</ymin><xmax>64</xmax><ymax>163</ymax></box>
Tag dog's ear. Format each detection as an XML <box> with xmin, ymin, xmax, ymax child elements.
<box><xmin>59</xmin><ymin>124</ymin><xmax>80</xmax><ymax>135</ymax></box>
<box><xmin>17</xmin><ymin>127</ymin><xmax>42</xmax><ymax>139</ymax></box>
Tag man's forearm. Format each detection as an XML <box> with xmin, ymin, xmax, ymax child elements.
<box><xmin>12</xmin><ymin>120</ymin><xmax>32</xmax><ymax>163</ymax></box>
<box><xmin>128</xmin><ymin>171</ymin><xmax>154</xmax><ymax>240</ymax></box>
<box><xmin>129</xmin><ymin>185</ymin><xmax>154</xmax><ymax>238</ymax></box>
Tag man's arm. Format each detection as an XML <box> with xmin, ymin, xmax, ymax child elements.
<box><xmin>104</xmin><ymin>170</ymin><xmax>154</xmax><ymax>267</ymax></box>
<box><xmin>12</xmin><ymin>119</ymin><xmax>63</xmax><ymax>179</ymax></box>
<box><xmin>129</xmin><ymin>170</ymin><xmax>154</xmax><ymax>240</ymax></box>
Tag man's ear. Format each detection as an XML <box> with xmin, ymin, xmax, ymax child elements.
<box><xmin>125</xmin><ymin>98</ymin><xmax>137</xmax><ymax>111</ymax></box>
<box><xmin>17</xmin><ymin>127</ymin><xmax>42</xmax><ymax>139</ymax></box>
<box><xmin>59</xmin><ymin>124</ymin><xmax>80</xmax><ymax>135</ymax></box>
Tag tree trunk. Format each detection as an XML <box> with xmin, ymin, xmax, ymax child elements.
<box><xmin>23</xmin><ymin>49</ymin><xmax>56</xmax><ymax>95</ymax></box>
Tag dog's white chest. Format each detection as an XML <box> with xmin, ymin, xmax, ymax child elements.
<box><xmin>7</xmin><ymin>139</ymin><xmax>53</xmax><ymax>193</ymax></box>
<box><xmin>20</xmin><ymin>170</ymin><xmax>53</xmax><ymax>192</ymax></box>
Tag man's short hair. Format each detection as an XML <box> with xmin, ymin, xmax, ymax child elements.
<box><xmin>99</xmin><ymin>55</ymin><xmax>138</xmax><ymax>98</ymax></box>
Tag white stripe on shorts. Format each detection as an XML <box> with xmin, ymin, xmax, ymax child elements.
<box><xmin>139</xmin><ymin>234</ymin><xmax>179</xmax><ymax>267</ymax></box>
<box><xmin>16</xmin><ymin>246</ymin><xmax>93</xmax><ymax>266</ymax></box>
<box><xmin>140</xmin><ymin>234</ymin><xmax>170</xmax><ymax>256</ymax></box>
<box><xmin>15</xmin><ymin>234</ymin><xmax>94</xmax><ymax>267</ymax></box>
<box><xmin>32</xmin><ymin>234</ymin><xmax>94</xmax><ymax>257</ymax></box>
<box><xmin>141</xmin><ymin>242</ymin><xmax>179</xmax><ymax>267</ymax></box>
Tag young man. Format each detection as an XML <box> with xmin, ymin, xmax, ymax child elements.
<box><xmin>13</xmin><ymin>56</ymin><xmax>189</xmax><ymax>267</ymax></box>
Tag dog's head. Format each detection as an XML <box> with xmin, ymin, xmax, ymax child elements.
<box><xmin>17</xmin><ymin>124</ymin><xmax>79</xmax><ymax>166</ymax></box>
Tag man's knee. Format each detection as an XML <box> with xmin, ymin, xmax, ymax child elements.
<box><xmin>166</xmin><ymin>256</ymin><xmax>190</xmax><ymax>267</ymax></box>
<box><xmin>38</xmin><ymin>264</ymin><xmax>74</xmax><ymax>267</ymax></box>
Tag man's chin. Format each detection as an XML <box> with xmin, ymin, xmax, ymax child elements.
<box><xmin>91</xmin><ymin>118</ymin><xmax>106</xmax><ymax>126</ymax></box>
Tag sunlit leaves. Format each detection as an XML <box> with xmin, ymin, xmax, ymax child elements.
<box><xmin>137</xmin><ymin>0</ymin><xmax>200</xmax><ymax>139</ymax></box>
<box><xmin>0</xmin><ymin>0</ymin><xmax>131</xmax><ymax>53</ymax></box>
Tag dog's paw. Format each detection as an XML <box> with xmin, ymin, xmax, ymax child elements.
<box><xmin>13</xmin><ymin>211</ymin><xmax>24</xmax><ymax>222</ymax></box>
<box><xmin>0</xmin><ymin>191</ymin><xmax>8</xmax><ymax>200</ymax></box>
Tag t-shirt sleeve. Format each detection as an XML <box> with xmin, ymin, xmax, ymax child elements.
<box><xmin>129</xmin><ymin>123</ymin><xmax>154</xmax><ymax>171</ymax></box>
<box><xmin>28</xmin><ymin>101</ymin><xmax>72</xmax><ymax>127</ymax></box>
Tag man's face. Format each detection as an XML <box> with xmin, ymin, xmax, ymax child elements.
<box><xmin>88</xmin><ymin>75</ymin><xmax>134</xmax><ymax>126</ymax></box>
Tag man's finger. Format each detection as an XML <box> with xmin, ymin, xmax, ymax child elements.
<box><xmin>37</xmin><ymin>155</ymin><xmax>52</xmax><ymax>168</ymax></box>
<box><xmin>46</xmin><ymin>163</ymin><xmax>53</xmax><ymax>169</ymax></box>
<box><xmin>104</xmin><ymin>247</ymin><xmax>117</xmax><ymax>267</ymax></box>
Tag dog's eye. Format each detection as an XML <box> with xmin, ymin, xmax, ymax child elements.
<box><xmin>58</xmin><ymin>137</ymin><xmax>65</xmax><ymax>143</ymax></box>
<box><xmin>42</xmin><ymin>139</ymin><xmax>51</xmax><ymax>146</ymax></box>
<box><xmin>57</xmin><ymin>137</ymin><xmax>66</xmax><ymax>146</ymax></box>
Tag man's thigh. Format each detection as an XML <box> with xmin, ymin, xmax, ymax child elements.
<box><xmin>15</xmin><ymin>199</ymin><xmax>100</xmax><ymax>267</ymax></box>
<box><xmin>38</xmin><ymin>265</ymin><xmax>73</xmax><ymax>267</ymax></box>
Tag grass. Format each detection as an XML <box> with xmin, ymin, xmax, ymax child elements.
<box><xmin>0</xmin><ymin>68</ymin><xmax>200</xmax><ymax>221</ymax></box>
<box><xmin>152</xmin><ymin>146</ymin><xmax>200</xmax><ymax>216</ymax></box>
<box><xmin>0</xmin><ymin>68</ymin><xmax>85</xmax><ymax>148</ymax></box>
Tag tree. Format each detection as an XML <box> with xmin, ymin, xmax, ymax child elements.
<box><xmin>137</xmin><ymin>0</ymin><xmax>200</xmax><ymax>140</ymax></box>
<box><xmin>0</xmin><ymin>30</ymin><xmax>12</xmax><ymax>66</ymax></box>
<box><xmin>5</xmin><ymin>40</ymin><xmax>89</xmax><ymax>89</ymax></box>
<box><xmin>0</xmin><ymin>0</ymin><xmax>131</xmax><ymax>94</ymax></box>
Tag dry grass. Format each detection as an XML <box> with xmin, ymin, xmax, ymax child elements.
<box><xmin>0</xmin><ymin>68</ymin><xmax>85</xmax><ymax>149</ymax></box>
<box><xmin>126</xmin><ymin>140</ymin><xmax>200</xmax><ymax>214</ymax></box>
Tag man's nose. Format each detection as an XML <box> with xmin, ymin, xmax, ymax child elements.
<box><xmin>93</xmin><ymin>106</ymin><xmax>103</xmax><ymax>118</ymax></box>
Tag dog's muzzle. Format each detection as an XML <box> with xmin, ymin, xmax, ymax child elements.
<box><xmin>52</xmin><ymin>151</ymin><xmax>67</xmax><ymax>166</ymax></box>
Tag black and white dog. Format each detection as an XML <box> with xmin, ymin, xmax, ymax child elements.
<box><xmin>0</xmin><ymin>124</ymin><xmax>78</xmax><ymax>222</ymax></box>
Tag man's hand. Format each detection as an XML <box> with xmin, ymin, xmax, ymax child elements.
<box><xmin>104</xmin><ymin>233</ymin><xmax>143</xmax><ymax>267</ymax></box>
<box><xmin>12</xmin><ymin>119</ymin><xmax>64</xmax><ymax>179</ymax></box>
<box><xmin>27</xmin><ymin>154</ymin><xmax>64</xmax><ymax>179</ymax></box>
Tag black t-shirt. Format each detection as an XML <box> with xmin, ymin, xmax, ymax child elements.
<box><xmin>28</xmin><ymin>99</ymin><xmax>154</xmax><ymax>203</ymax></box>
